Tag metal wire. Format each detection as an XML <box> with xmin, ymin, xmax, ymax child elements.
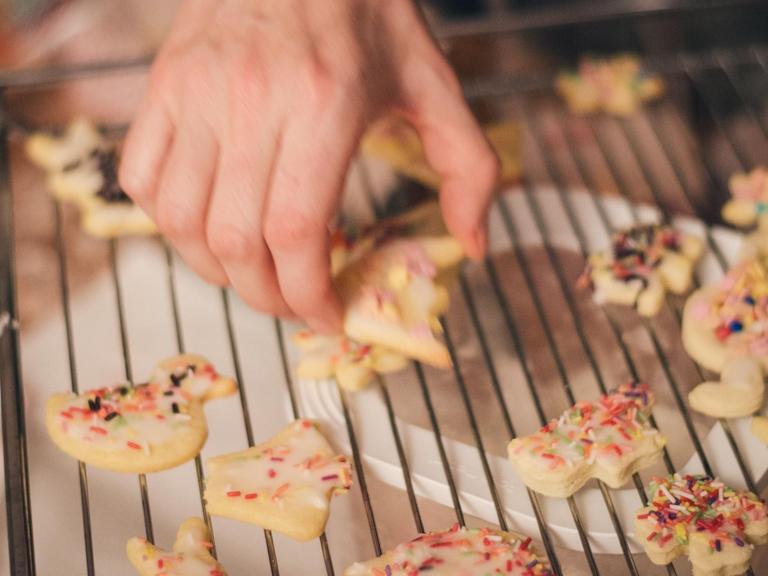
<box><xmin>52</xmin><ymin>201</ymin><xmax>95</xmax><ymax>575</ymax></box>
<box><xmin>161</xmin><ymin>245</ymin><xmax>217</xmax><ymax>556</ymax></box>
<box><xmin>219</xmin><ymin>290</ymin><xmax>281</xmax><ymax>575</ymax></box>
<box><xmin>107</xmin><ymin>240</ymin><xmax>155</xmax><ymax>542</ymax></box>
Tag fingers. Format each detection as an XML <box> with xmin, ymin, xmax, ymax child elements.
<box><xmin>119</xmin><ymin>83</ymin><xmax>174</xmax><ymax>216</ymax></box>
<box><xmin>154</xmin><ymin>113</ymin><xmax>228</xmax><ymax>285</ymax></box>
<box><xmin>206</xmin><ymin>116</ymin><xmax>294</xmax><ymax>318</ymax></box>
<box><xmin>402</xmin><ymin>42</ymin><xmax>499</xmax><ymax>260</ymax></box>
<box><xmin>263</xmin><ymin>102</ymin><xmax>359</xmax><ymax>333</ymax></box>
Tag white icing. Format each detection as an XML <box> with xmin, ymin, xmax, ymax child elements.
<box><xmin>207</xmin><ymin>420</ymin><xmax>351</xmax><ymax>508</ymax></box>
<box><xmin>55</xmin><ymin>361</ymin><xmax>220</xmax><ymax>454</ymax></box>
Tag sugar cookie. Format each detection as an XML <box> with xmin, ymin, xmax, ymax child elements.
<box><xmin>556</xmin><ymin>54</ymin><xmax>663</xmax><ymax>116</ymax></box>
<box><xmin>205</xmin><ymin>419</ymin><xmax>352</xmax><ymax>541</ymax></box>
<box><xmin>507</xmin><ymin>381</ymin><xmax>665</xmax><ymax>498</ymax></box>
<box><xmin>293</xmin><ymin>330</ymin><xmax>408</xmax><ymax>391</ymax></box>
<box><xmin>722</xmin><ymin>167</ymin><xmax>768</xmax><ymax>229</ymax></box>
<box><xmin>682</xmin><ymin>261</ymin><xmax>768</xmax><ymax>417</ymax></box>
<box><xmin>25</xmin><ymin>118</ymin><xmax>156</xmax><ymax>237</ymax></box>
<box><xmin>361</xmin><ymin>117</ymin><xmax>521</xmax><ymax>188</ymax></box>
<box><xmin>578</xmin><ymin>223</ymin><xmax>703</xmax><ymax>317</ymax></box>
<box><xmin>345</xmin><ymin>523</ymin><xmax>553</xmax><ymax>576</ymax></box>
<box><xmin>46</xmin><ymin>354</ymin><xmax>236</xmax><ymax>473</ymax></box>
<box><xmin>127</xmin><ymin>517</ymin><xmax>226</xmax><ymax>576</ymax></box>
<box><xmin>751</xmin><ymin>416</ymin><xmax>768</xmax><ymax>445</ymax></box>
<box><xmin>635</xmin><ymin>474</ymin><xmax>768</xmax><ymax>576</ymax></box>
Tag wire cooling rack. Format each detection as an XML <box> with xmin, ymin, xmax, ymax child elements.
<box><xmin>1</xmin><ymin>44</ymin><xmax>768</xmax><ymax>576</ymax></box>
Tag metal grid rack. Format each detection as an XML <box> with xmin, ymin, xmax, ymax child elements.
<box><xmin>1</xmin><ymin>38</ymin><xmax>768</xmax><ymax>576</ymax></box>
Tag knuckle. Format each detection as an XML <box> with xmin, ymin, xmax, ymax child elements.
<box><xmin>207</xmin><ymin>224</ymin><xmax>254</xmax><ymax>262</ymax></box>
<box><xmin>231</xmin><ymin>54</ymin><xmax>268</xmax><ymax>104</ymax></box>
<box><xmin>263</xmin><ymin>211</ymin><xmax>318</xmax><ymax>251</ymax></box>
<box><xmin>156</xmin><ymin>199</ymin><xmax>202</xmax><ymax>238</ymax></box>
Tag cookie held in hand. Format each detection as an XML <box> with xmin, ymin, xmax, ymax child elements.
<box><xmin>293</xmin><ymin>330</ymin><xmax>408</xmax><ymax>391</ymax></box>
<box><xmin>682</xmin><ymin>260</ymin><xmax>768</xmax><ymax>417</ymax></box>
<box><xmin>508</xmin><ymin>381</ymin><xmax>665</xmax><ymax>498</ymax></box>
<box><xmin>127</xmin><ymin>517</ymin><xmax>226</xmax><ymax>576</ymax></box>
<box><xmin>205</xmin><ymin>419</ymin><xmax>352</xmax><ymax>541</ymax></box>
<box><xmin>556</xmin><ymin>54</ymin><xmax>663</xmax><ymax>116</ymax></box>
<box><xmin>46</xmin><ymin>354</ymin><xmax>236</xmax><ymax>473</ymax></box>
<box><xmin>25</xmin><ymin>118</ymin><xmax>156</xmax><ymax>237</ymax></box>
<box><xmin>578</xmin><ymin>223</ymin><xmax>703</xmax><ymax>317</ymax></box>
<box><xmin>635</xmin><ymin>474</ymin><xmax>768</xmax><ymax>576</ymax></box>
<box><xmin>345</xmin><ymin>523</ymin><xmax>553</xmax><ymax>576</ymax></box>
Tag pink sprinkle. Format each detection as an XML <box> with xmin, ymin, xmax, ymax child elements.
<box><xmin>692</xmin><ymin>300</ymin><xmax>711</xmax><ymax>321</ymax></box>
<box><xmin>244</xmin><ymin>493</ymin><xmax>258</xmax><ymax>500</ymax></box>
<box><xmin>268</xmin><ymin>469</ymin><xmax>277</xmax><ymax>478</ymax></box>
<box><xmin>321</xmin><ymin>474</ymin><xmax>339</xmax><ymax>481</ymax></box>
<box><xmin>226</xmin><ymin>491</ymin><xmax>241</xmax><ymax>498</ymax></box>
<box><xmin>270</xmin><ymin>457</ymin><xmax>284</xmax><ymax>462</ymax></box>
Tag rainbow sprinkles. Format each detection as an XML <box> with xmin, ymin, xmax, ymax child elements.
<box><xmin>508</xmin><ymin>381</ymin><xmax>666</xmax><ymax>498</ymax></box>
<box><xmin>345</xmin><ymin>523</ymin><xmax>554</xmax><ymax>576</ymax></box>
<box><xmin>635</xmin><ymin>474</ymin><xmax>768</xmax><ymax>576</ymax></box>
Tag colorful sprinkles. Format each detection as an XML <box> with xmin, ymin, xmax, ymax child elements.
<box><xmin>509</xmin><ymin>381</ymin><xmax>660</xmax><ymax>470</ymax></box>
<box><xmin>636</xmin><ymin>474</ymin><xmax>767</xmax><ymax>554</ymax></box>
<box><xmin>347</xmin><ymin>524</ymin><xmax>553</xmax><ymax>576</ymax></box>
<box><xmin>696</xmin><ymin>261</ymin><xmax>768</xmax><ymax>354</ymax></box>
<box><xmin>579</xmin><ymin>224</ymin><xmax>683</xmax><ymax>295</ymax></box>
<box><xmin>208</xmin><ymin>419</ymin><xmax>352</xmax><ymax>507</ymax></box>
<box><xmin>54</xmin><ymin>360</ymin><xmax>222</xmax><ymax>454</ymax></box>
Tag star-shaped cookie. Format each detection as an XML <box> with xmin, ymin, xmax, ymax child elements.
<box><xmin>508</xmin><ymin>381</ymin><xmax>666</xmax><ymax>498</ymax></box>
<box><xmin>635</xmin><ymin>474</ymin><xmax>768</xmax><ymax>576</ymax></box>
<box><xmin>682</xmin><ymin>260</ymin><xmax>768</xmax><ymax>417</ymax></box>
<box><xmin>293</xmin><ymin>330</ymin><xmax>408</xmax><ymax>391</ymax></box>
<box><xmin>722</xmin><ymin>166</ymin><xmax>768</xmax><ymax>229</ymax></box>
<box><xmin>204</xmin><ymin>419</ymin><xmax>352</xmax><ymax>541</ymax></box>
<box><xmin>46</xmin><ymin>354</ymin><xmax>236</xmax><ymax>473</ymax></box>
<box><xmin>25</xmin><ymin>118</ymin><xmax>156</xmax><ymax>237</ymax></box>
<box><xmin>578</xmin><ymin>223</ymin><xmax>703</xmax><ymax>317</ymax></box>
<box><xmin>345</xmin><ymin>524</ymin><xmax>553</xmax><ymax>576</ymax></box>
<box><xmin>127</xmin><ymin>517</ymin><xmax>226</xmax><ymax>576</ymax></box>
<box><xmin>556</xmin><ymin>54</ymin><xmax>664</xmax><ymax>116</ymax></box>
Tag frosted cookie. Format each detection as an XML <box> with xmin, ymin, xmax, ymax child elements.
<box><xmin>205</xmin><ymin>419</ymin><xmax>352</xmax><ymax>541</ymax></box>
<box><xmin>46</xmin><ymin>354</ymin><xmax>236</xmax><ymax>473</ymax></box>
<box><xmin>25</xmin><ymin>118</ymin><xmax>156</xmax><ymax>237</ymax></box>
<box><xmin>127</xmin><ymin>517</ymin><xmax>226</xmax><ymax>576</ymax></box>
<box><xmin>722</xmin><ymin>167</ymin><xmax>768</xmax><ymax>229</ymax></box>
<box><xmin>682</xmin><ymin>261</ymin><xmax>768</xmax><ymax>417</ymax></box>
<box><xmin>578</xmin><ymin>223</ymin><xmax>703</xmax><ymax>317</ymax></box>
<box><xmin>361</xmin><ymin>116</ymin><xmax>521</xmax><ymax>188</ymax></box>
<box><xmin>507</xmin><ymin>381</ymin><xmax>665</xmax><ymax>498</ymax></box>
<box><xmin>751</xmin><ymin>416</ymin><xmax>768</xmax><ymax>444</ymax></box>
<box><xmin>345</xmin><ymin>524</ymin><xmax>553</xmax><ymax>576</ymax></box>
<box><xmin>331</xmin><ymin>203</ymin><xmax>463</xmax><ymax>368</ymax></box>
<box><xmin>635</xmin><ymin>474</ymin><xmax>768</xmax><ymax>576</ymax></box>
<box><xmin>293</xmin><ymin>330</ymin><xmax>408</xmax><ymax>391</ymax></box>
<box><xmin>556</xmin><ymin>54</ymin><xmax>663</xmax><ymax>116</ymax></box>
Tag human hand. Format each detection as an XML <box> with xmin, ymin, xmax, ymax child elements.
<box><xmin>119</xmin><ymin>0</ymin><xmax>499</xmax><ymax>333</ymax></box>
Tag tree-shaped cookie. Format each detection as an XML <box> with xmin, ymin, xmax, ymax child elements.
<box><xmin>25</xmin><ymin>118</ymin><xmax>155</xmax><ymax>237</ymax></box>
<box><xmin>578</xmin><ymin>223</ymin><xmax>703</xmax><ymax>317</ymax></box>
<box><xmin>635</xmin><ymin>474</ymin><xmax>768</xmax><ymax>576</ymax></box>
<box><xmin>507</xmin><ymin>381</ymin><xmax>666</xmax><ymax>498</ymax></box>
<box><xmin>127</xmin><ymin>517</ymin><xmax>226</xmax><ymax>576</ymax></box>
<box><xmin>46</xmin><ymin>354</ymin><xmax>236</xmax><ymax>473</ymax></box>
<box><xmin>682</xmin><ymin>260</ymin><xmax>768</xmax><ymax>418</ymax></box>
<box><xmin>293</xmin><ymin>330</ymin><xmax>408</xmax><ymax>391</ymax></box>
<box><xmin>204</xmin><ymin>419</ymin><xmax>351</xmax><ymax>541</ymax></box>
<box><xmin>556</xmin><ymin>54</ymin><xmax>664</xmax><ymax>116</ymax></box>
<box><xmin>722</xmin><ymin>166</ymin><xmax>768</xmax><ymax>229</ymax></box>
<box><xmin>345</xmin><ymin>523</ymin><xmax>553</xmax><ymax>576</ymax></box>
